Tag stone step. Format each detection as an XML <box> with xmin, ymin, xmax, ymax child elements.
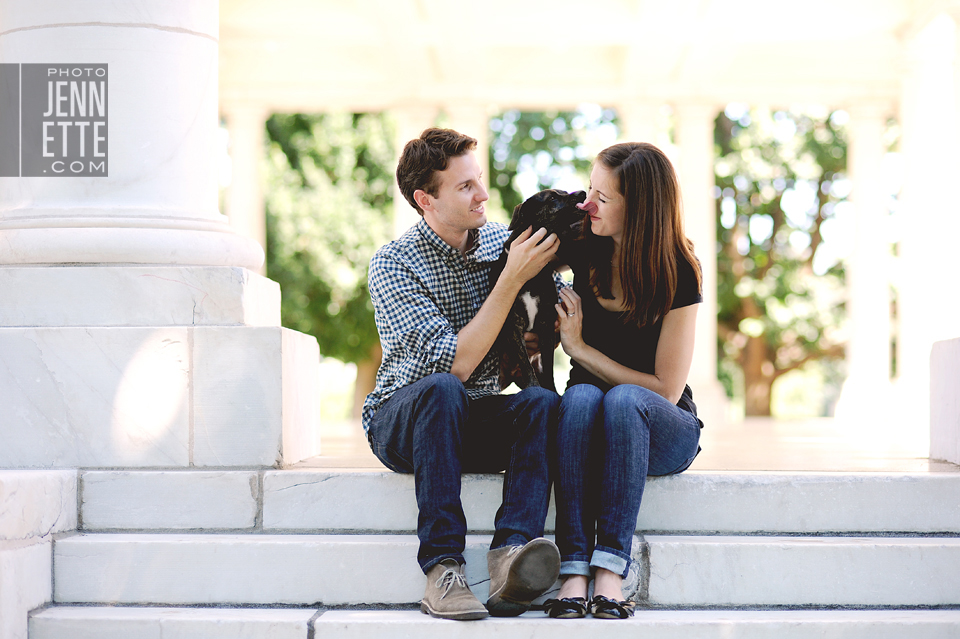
<box><xmin>29</xmin><ymin>607</ymin><xmax>960</xmax><ymax>639</ymax></box>
<box><xmin>52</xmin><ymin>533</ymin><xmax>960</xmax><ymax>607</ymax></box>
<box><xmin>79</xmin><ymin>469</ymin><xmax>960</xmax><ymax>534</ymax></box>
<box><xmin>29</xmin><ymin>607</ymin><xmax>317</xmax><ymax>639</ymax></box>
<box><xmin>315</xmin><ymin>610</ymin><xmax>960</xmax><ymax>639</ymax></box>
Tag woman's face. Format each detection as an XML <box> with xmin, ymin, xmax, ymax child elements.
<box><xmin>585</xmin><ymin>163</ymin><xmax>626</xmax><ymax>243</ymax></box>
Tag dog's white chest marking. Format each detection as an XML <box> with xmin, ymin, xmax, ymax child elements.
<box><xmin>520</xmin><ymin>291</ymin><xmax>538</xmax><ymax>332</ymax></box>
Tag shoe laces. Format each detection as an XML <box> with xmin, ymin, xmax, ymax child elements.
<box><xmin>435</xmin><ymin>565</ymin><xmax>468</xmax><ymax>600</ymax></box>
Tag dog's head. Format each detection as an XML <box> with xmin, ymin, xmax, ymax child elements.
<box><xmin>507</xmin><ymin>189</ymin><xmax>587</xmax><ymax>261</ymax></box>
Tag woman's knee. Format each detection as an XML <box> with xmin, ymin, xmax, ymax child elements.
<box><xmin>560</xmin><ymin>384</ymin><xmax>604</xmax><ymax>416</ymax></box>
<box><xmin>603</xmin><ymin>384</ymin><xmax>659</xmax><ymax>418</ymax></box>
<box><xmin>558</xmin><ymin>384</ymin><xmax>604</xmax><ymax>437</ymax></box>
<box><xmin>601</xmin><ymin>385</ymin><xmax>658</xmax><ymax>447</ymax></box>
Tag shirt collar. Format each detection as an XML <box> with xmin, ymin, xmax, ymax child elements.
<box><xmin>417</xmin><ymin>218</ymin><xmax>501</xmax><ymax>264</ymax></box>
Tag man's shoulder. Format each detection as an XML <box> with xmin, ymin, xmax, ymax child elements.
<box><xmin>481</xmin><ymin>221</ymin><xmax>509</xmax><ymax>242</ymax></box>
<box><xmin>371</xmin><ymin>225</ymin><xmax>424</xmax><ymax>265</ymax></box>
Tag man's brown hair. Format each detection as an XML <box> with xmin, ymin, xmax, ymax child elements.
<box><xmin>396</xmin><ymin>128</ymin><xmax>478</xmax><ymax>216</ymax></box>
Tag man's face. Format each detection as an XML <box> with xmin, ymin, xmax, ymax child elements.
<box><xmin>418</xmin><ymin>152</ymin><xmax>489</xmax><ymax>237</ymax></box>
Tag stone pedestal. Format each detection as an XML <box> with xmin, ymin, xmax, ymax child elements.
<box><xmin>0</xmin><ymin>266</ymin><xmax>319</xmax><ymax>469</ymax></box>
<box><xmin>931</xmin><ymin>338</ymin><xmax>960</xmax><ymax>465</ymax></box>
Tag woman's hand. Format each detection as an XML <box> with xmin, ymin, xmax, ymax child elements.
<box><xmin>555</xmin><ymin>287</ymin><xmax>586</xmax><ymax>359</ymax></box>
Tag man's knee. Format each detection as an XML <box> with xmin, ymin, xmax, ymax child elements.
<box><xmin>516</xmin><ymin>385</ymin><xmax>561</xmax><ymax>412</ymax></box>
<box><xmin>411</xmin><ymin>374</ymin><xmax>469</xmax><ymax>438</ymax></box>
<box><xmin>419</xmin><ymin>373</ymin><xmax>469</xmax><ymax>402</ymax></box>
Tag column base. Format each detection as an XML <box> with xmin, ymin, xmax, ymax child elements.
<box><xmin>0</xmin><ymin>226</ymin><xmax>264</xmax><ymax>271</ymax></box>
<box><xmin>0</xmin><ymin>326</ymin><xmax>320</xmax><ymax>469</ymax></box>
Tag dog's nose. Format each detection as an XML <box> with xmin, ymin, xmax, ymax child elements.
<box><xmin>571</xmin><ymin>190</ymin><xmax>587</xmax><ymax>204</ymax></box>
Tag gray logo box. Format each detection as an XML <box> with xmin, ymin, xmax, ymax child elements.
<box><xmin>20</xmin><ymin>64</ymin><xmax>108</xmax><ymax>177</ymax></box>
<box><xmin>0</xmin><ymin>64</ymin><xmax>19</xmax><ymax>177</ymax></box>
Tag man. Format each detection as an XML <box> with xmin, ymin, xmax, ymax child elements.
<box><xmin>363</xmin><ymin>128</ymin><xmax>562</xmax><ymax>621</ymax></box>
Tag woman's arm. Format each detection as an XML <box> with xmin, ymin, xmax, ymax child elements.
<box><xmin>555</xmin><ymin>287</ymin><xmax>698</xmax><ymax>405</ymax></box>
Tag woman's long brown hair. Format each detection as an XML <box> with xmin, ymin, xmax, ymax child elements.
<box><xmin>587</xmin><ymin>142</ymin><xmax>702</xmax><ymax>327</ymax></box>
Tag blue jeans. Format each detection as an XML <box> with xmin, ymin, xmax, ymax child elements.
<box><xmin>368</xmin><ymin>373</ymin><xmax>560</xmax><ymax>574</ymax></box>
<box><xmin>554</xmin><ymin>384</ymin><xmax>701</xmax><ymax>578</ymax></box>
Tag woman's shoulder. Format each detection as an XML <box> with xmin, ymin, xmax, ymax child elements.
<box><xmin>672</xmin><ymin>254</ymin><xmax>703</xmax><ymax>309</ymax></box>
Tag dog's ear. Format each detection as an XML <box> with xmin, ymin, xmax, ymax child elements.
<box><xmin>508</xmin><ymin>200</ymin><xmax>527</xmax><ymax>232</ymax></box>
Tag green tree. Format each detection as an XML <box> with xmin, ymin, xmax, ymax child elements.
<box><xmin>264</xmin><ymin>113</ymin><xmax>394</xmax><ymax>417</ymax></box>
<box><xmin>488</xmin><ymin>107</ymin><xmax>618</xmax><ymax>215</ymax></box>
<box><xmin>715</xmin><ymin>106</ymin><xmax>848</xmax><ymax>416</ymax></box>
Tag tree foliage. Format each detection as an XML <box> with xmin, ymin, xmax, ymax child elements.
<box><xmin>263</xmin><ymin>112</ymin><xmax>394</xmax><ymax>364</ymax></box>
<box><xmin>488</xmin><ymin>107</ymin><xmax>618</xmax><ymax>215</ymax></box>
<box><xmin>714</xmin><ymin>107</ymin><xmax>848</xmax><ymax>416</ymax></box>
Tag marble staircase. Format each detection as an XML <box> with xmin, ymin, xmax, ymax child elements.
<box><xmin>15</xmin><ymin>466</ymin><xmax>960</xmax><ymax>638</ymax></box>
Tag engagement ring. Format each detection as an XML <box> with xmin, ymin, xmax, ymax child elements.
<box><xmin>567</xmin><ymin>313</ymin><xmax>575</xmax><ymax>317</ymax></box>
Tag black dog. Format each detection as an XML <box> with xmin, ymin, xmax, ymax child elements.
<box><xmin>488</xmin><ymin>189</ymin><xmax>587</xmax><ymax>392</ymax></box>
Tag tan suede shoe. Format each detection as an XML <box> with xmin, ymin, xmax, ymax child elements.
<box><xmin>420</xmin><ymin>559</ymin><xmax>489</xmax><ymax>621</ymax></box>
<box><xmin>486</xmin><ymin>538</ymin><xmax>561</xmax><ymax>616</ymax></box>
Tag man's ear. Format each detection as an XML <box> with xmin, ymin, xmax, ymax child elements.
<box><xmin>413</xmin><ymin>189</ymin><xmax>433</xmax><ymax>213</ymax></box>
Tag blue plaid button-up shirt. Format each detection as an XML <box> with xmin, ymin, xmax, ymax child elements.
<box><xmin>362</xmin><ymin>218</ymin><xmax>510</xmax><ymax>434</ymax></box>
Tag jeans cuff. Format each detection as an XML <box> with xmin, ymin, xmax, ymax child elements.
<box><xmin>590</xmin><ymin>547</ymin><xmax>630</xmax><ymax>578</ymax></box>
<box><xmin>491</xmin><ymin>532</ymin><xmax>529</xmax><ymax>550</ymax></box>
<box><xmin>560</xmin><ymin>559</ymin><xmax>592</xmax><ymax>577</ymax></box>
<box><xmin>420</xmin><ymin>552</ymin><xmax>465</xmax><ymax>575</ymax></box>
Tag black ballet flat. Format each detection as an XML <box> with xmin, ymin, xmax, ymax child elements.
<box><xmin>543</xmin><ymin>597</ymin><xmax>588</xmax><ymax>619</ymax></box>
<box><xmin>589</xmin><ymin>595</ymin><xmax>635</xmax><ymax>619</ymax></box>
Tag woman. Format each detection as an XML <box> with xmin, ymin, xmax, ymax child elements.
<box><xmin>544</xmin><ymin>142</ymin><xmax>703</xmax><ymax>619</ymax></box>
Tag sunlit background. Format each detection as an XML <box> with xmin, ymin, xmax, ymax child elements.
<box><xmin>214</xmin><ymin>0</ymin><xmax>960</xmax><ymax>458</ymax></box>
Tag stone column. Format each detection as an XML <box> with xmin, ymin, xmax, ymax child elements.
<box><xmin>897</xmin><ymin>14</ymin><xmax>960</xmax><ymax>436</ymax></box>
<box><xmin>0</xmin><ymin>0</ymin><xmax>319</xmax><ymax>470</ymax></box>
<box><xmin>0</xmin><ymin>2</ymin><xmax>262</xmax><ymax>269</ymax></box>
<box><xmin>674</xmin><ymin>103</ymin><xmax>729</xmax><ymax>426</ymax></box>
<box><xmin>834</xmin><ymin>103</ymin><xmax>893</xmax><ymax>420</ymax></box>
<box><xmin>616</xmin><ymin>102</ymin><xmax>661</xmax><ymax>144</ymax></box>
<box><xmin>445</xmin><ymin>103</ymin><xmax>491</xmax><ymax>191</ymax></box>
<box><xmin>391</xmin><ymin>105</ymin><xmax>437</xmax><ymax>238</ymax></box>
<box><xmin>223</xmin><ymin>104</ymin><xmax>268</xmax><ymax>262</ymax></box>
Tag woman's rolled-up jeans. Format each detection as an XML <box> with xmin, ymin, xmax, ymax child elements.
<box><xmin>554</xmin><ymin>383</ymin><xmax>701</xmax><ymax>579</ymax></box>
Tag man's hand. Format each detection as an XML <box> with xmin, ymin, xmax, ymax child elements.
<box><xmin>500</xmin><ymin>227</ymin><xmax>559</xmax><ymax>288</ymax></box>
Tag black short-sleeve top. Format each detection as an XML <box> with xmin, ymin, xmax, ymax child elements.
<box><xmin>566</xmin><ymin>256</ymin><xmax>703</xmax><ymax>419</ymax></box>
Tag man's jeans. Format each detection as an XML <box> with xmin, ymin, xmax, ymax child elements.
<box><xmin>367</xmin><ymin>373</ymin><xmax>560</xmax><ymax>574</ymax></box>
<box><xmin>554</xmin><ymin>384</ymin><xmax>701</xmax><ymax>578</ymax></box>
